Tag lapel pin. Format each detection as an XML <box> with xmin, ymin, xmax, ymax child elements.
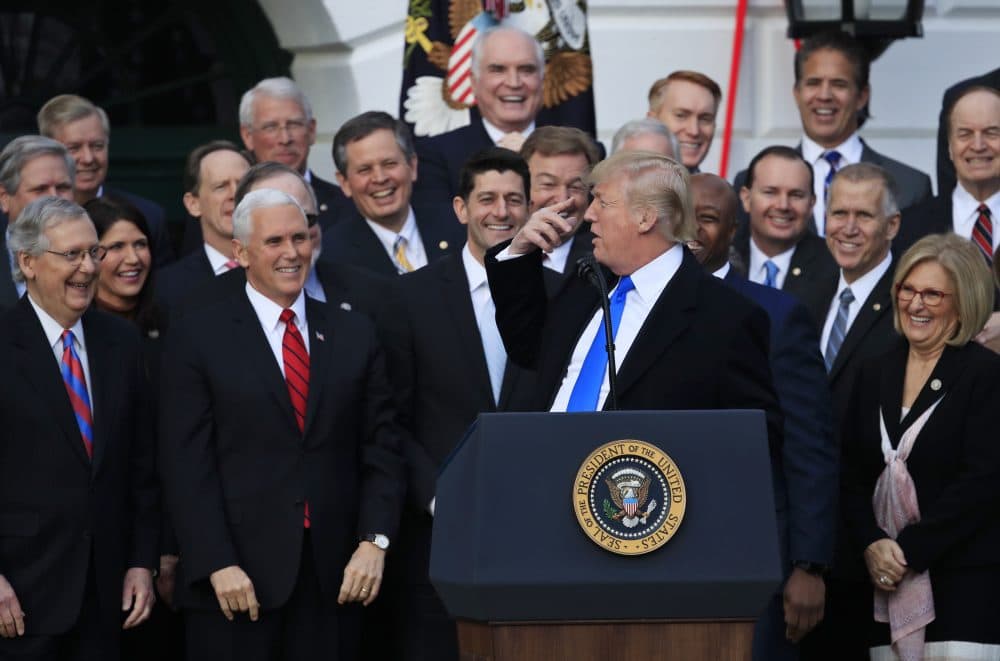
<box><xmin>315</xmin><ymin>331</ymin><xmax>325</xmax><ymax>342</ymax></box>
<box><xmin>930</xmin><ymin>378</ymin><xmax>942</xmax><ymax>391</ymax></box>
<box><xmin>873</xmin><ymin>303</ymin><xmax>881</xmax><ymax>312</ymax></box>
<box><xmin>439</xmin><ymin>240</ymin><xmax>449</xmax><ymax>250</ymax></box>
<box><xmin>339</xmin><ymin>302</ymin><xmax>352</xmax><ymax>311</ymax></box>
<box><xmin>320</xmin><ymin>203</ymin><xmax>328</xmax><ymax>212</ymax></box>
<box><xmin>147</xmin><ymin>329</ymin><xmax>160</xmax><ymax>339</ymax></box>
<box><xmin>792</xmin><ymin>267</ymin><xmax>802</xmax><ymax>276</ymax></box>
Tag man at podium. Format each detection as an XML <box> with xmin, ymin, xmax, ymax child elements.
<box><xmin>485</xmin><ymin>150</ymin><xmax>782</xmax><ymax>452</ymax></box>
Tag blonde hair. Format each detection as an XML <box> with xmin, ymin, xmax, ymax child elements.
<box><xmin>892</xmin><ymin>233</ymin><xmax>994</xmax><ymax>346</ymax></box>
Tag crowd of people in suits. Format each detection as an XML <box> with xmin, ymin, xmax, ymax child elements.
<box><xmin>0</xmin><ymin>21</ymin><xmax>998</xmax><ymax>661</ymax></box>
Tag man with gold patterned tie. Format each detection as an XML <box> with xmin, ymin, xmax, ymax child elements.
<box><xmin>0</xmin><ymin>196</ymin><xmax>158</xmax><ymax>660</ymax></box>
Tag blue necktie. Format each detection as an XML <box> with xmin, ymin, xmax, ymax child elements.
<box><xmin>823</xmin><ymin>150</ymin><xmax>842</xmax><ymax>205</ymax></box>
<box><xmin>566</xmin><ymin>276</ymin><xmax>635</xmax><ymax>412</ymax></box>
<box><xmin>824</xmin><ymin>287</ymin><xmax>855</xmax><ymax>372</ymax></box>
<box><xmin>763</xmin><ymin>260</ymin><xmax>779</xmax><ymax>288</ymax></box>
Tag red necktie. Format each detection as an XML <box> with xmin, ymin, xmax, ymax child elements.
<box><xmin>279</xmin><ymin>309</ymin><xmax>310</xmax><ymax>527</ymax></box>
<box><xmin>224</xmin><ymin>259</ymin><xmax>239</xmax><ymax>271</ymax></box>
<box><xmin>972</xmin><ymin>204</ymin><xmax>993</xmax><ymax>266</ymax></box>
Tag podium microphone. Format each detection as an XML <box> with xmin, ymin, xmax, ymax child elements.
<box><xmin>576</xmin><ymin>255</ymin><xmax>619</xmax><ymax>411</ymax></box>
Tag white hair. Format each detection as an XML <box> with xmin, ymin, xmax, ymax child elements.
<box><xmin>611</xmin><ymin>118</ymin><xmax>680</xmax><ymax>159</ymax></box>
<box><xmin>232</xmin><ymin>188</ymin><xmax>306</xmax><ymax>243</ymax></box>
<box><xmin>470</xmin><ymin>26</ymin><xmax>545</xmax><ymax>80</ymax></box>
<box><xmin>238</xmin><ymin>77</ymin><xmax>313</xmax><ymax>127</ymax></box>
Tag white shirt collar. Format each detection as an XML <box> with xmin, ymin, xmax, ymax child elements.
<box><xmin>461</xmin><ymin>243</ymin><xmax>488</xmax><ymax>293</ymax></box>
<box><xmin>953</xmin><ymin>183</ymin><xmax>1000</xmax><ymax>238</ymax></box>
<box><xmin>800</xmin><ymin>132</ymin><xmax>864</xmax><ymax>165</ymax></box>
<box><xmin>482</xmin><ymin>118</ymin><xmax>536</xmax><ymax>145</ymax></box>
<box><xmin>303</xmin><ymin>169</ymin><xmax>313</xmax><ymax>183</ymax></box>
<box><xmin>27</xmin><ymin>293</ymin><xmax>86</xmax><ymax>352</ymax></box>
<box><xmin>749</xmin><ymin>238</ymin><xmax>796</xmax><ymax>288</ymax></box>
<box><xmin>625</xmin><ymin>243</ymin><xmax>684</xmax><ymax>304</ymax></box>
<box><xmin>364</xmin><ymin>207</ymin><xmax>418</xmax><ymax>254</ymax></box>
<box><xmin>244</xmin><ymin>281</ymin><xmax>308</xmax><ymax>335</ymax></box>
<box><xmin>837</xmin><ymin>250</ymin><xmax>892</xmax><ymax>306</ymax></box>
<box><xmin>711</xmin><ymin>262</ymin><xmax>731</xmax><ymax>279</ymax></box>
<box><xmin>204</xmin><ymin>243</ymin><xmax>234</xmax><ymax>275</ymax></box>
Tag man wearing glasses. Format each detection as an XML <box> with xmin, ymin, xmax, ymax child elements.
<box><xmin>0</xmin><ymin>196</ymin><xmax>158</xmax><ymax>659</ymax></box>
<box><xmin>239</xmin><ymin>77</ymin><xmax>352</xmax><ymax>231</ymax></box>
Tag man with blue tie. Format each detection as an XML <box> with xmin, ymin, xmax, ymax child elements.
<box><xmin>0</xmin><ymin>196</ymin><xmax>158</xmax><ymax>660</ymax></box>
<box><xmin>485</xmin><ymin>150</ymin><xmax>781</xmax><ymax>449</ymax></box>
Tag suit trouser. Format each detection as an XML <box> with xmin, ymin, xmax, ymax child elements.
<box><xmin>184</xmin><ymin>533</ymin><xmax>361</xmax><ymax>661</ymax></box>
<box><xmin>0</xmin><ymin>562</ymin><xmax>114</xmax><ymax>661</ymax></box>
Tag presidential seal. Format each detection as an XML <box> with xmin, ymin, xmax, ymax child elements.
<box><xmin>573</xmin><ymin>440</ymin><xmax>686</xmax><ymax>556</ymax></box>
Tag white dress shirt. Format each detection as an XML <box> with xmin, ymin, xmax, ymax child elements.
<box><xmin>801</xmin><ymin>132</ymin><xmax>864</xmax><ymax>236</ymax></box>
<box><xmin>245</xmin><ymin>283</ymin><xmax>310</xmax><ymax>374</ymax></box>
<box><xmin>820</xmin><ymin>252</ymin><xmax>892</xmax><ymax>351</ymax></box>
<box><xmin>543</xmin><ymin>235</ymin><xmax>574</xmax><ymax>274</ymax></box>
<box><xmin>204</xmin><ymin>243</ymin><xmax>238</xmax><ymax>276</ymax></box>
<box><xmin>463</xmin><ymin>245</ymin><xmax>506</xmax><ymax>404</ymax></box>
<box><xmin>303</xmin><ymin>268</ymin><xmax>326</xmax><ymax>303</ymax></box>
<box><xmin>550</xmin><ymin>245</ymin><xmax>683</xmax><ymax>412</ymax></box>
<box><xmin>365</xmin><ymin>207</ymin><xmax>428</xmax><ymax>271</ymax></box>
<box><xmin>712</xmin><ymin>262</ymin><xmax>731</xmax><ymax>279</ymax></box>
<box><xmin>28</xmin><ymin>295</ymin><xmax>93</xmax><ymax>405</ymax></box>
<box><xmin>952</xmin><ymin>184</ymin><xmax>1000</xmax><ymax>254</ymax></box>
<box><xmin>748</xmin><ymin>238</ymin><xmax>796</xmax><ymax>290</ymax></box>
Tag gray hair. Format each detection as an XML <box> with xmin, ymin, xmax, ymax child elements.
<box><xmin>238</xmin><ymin>77</ymin><xmax>314</xmax><ymax>127</ymax></box>
<box><xmin>0</xmin><ymin>136</ymin><xmax>75</xmax><ymax>195</ymax></box>
<box><xmin>37</xmin><ymin>94</ymin><xmax>110</xmax><ymax>138</ymax></box>
<box><xmin>470</xmin><ymin>25</ymin><xmax>545</xmax><ymax>80</ymax></box>
<box><xmin>829</xmin><ymin>162</ymin><xmax>900</xmax><ymax>217</ymax></box>
<box><xmin>611</xmin><ymin>118</ymin><xmax>680</xmax><ymax>159</ymax></box>
<box><xmin>8</xmin><ymin>196</ymin><xmax>90</xmax><ymax>282</ymax></box>
<box><xmin>232</xmin><ymin>188</ymin><xmax>306</xmax><ymax>243</ymax></box>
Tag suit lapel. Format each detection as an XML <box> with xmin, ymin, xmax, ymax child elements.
<box><xmin>82</xmin><ymin>311</ymin><xmax>120</xmax><ymax>474</ymax></box>
<box><xmin>442</xmin><ymin>257</ymin><xmax>497</xmax><ymax>410</ymax></box>
<box><xmin>612</xmin><ymin>253</ymin><xmax>699</xmax><ymax>403</ymax></box>
<box><xmin>349</xmin><ymin>219</ymin><xmax>398</xmax><ymax>276</ymax></box>
<box><xmin>414</xmin><ymin>207</ymin><xmax>457</xmax><ymax>262</ymax></box>
<box><xmin>830</xmin><ymin>267</ymin><xmax>894</xmax><ymax>381</ymax></box>
<box><xmin>899</xmin><ymin>344</ymin><xmax>963</xmax><ymax>433</ymax></box>
<box><xmin>13</xmin><ymin>299</ymin><xmax>91</xmax><ymax>467</ymax></box>
<box><xmin>878</xmin><ymin>341</ymin><xmax>907</xmax><ymax>446</ymax></box>
<box><xmin>231</xmin><ymin>294</ymin><xmax>299</xmax><ymax>432</ymax></box>
<box><xmin>302</xmin><ymin>299</ymin><xmax>330</xmax><ymax>436</ymax></box>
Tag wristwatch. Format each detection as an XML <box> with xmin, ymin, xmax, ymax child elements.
<box><xmin>793</xmin><ymin>561</ymin><xmax>827</xmax><ymax>576</ymax></box>
<box><xmin>362</xmin><ymin>533</ymin><xmax>390</xmax><ymax>550</ymax></box>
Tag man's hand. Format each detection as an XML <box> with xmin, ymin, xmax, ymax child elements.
<box><xmin>975</xmin><ymin>311</ymin><xmax>1000</xmax><ymax>354</ymax></box>
<box><xmin>337</xmin><ymin>542</ymin><xmax>385</xmax><ymax>607</ymax></box>
<box><xmin>508</xmin><ymin>198</ymin><xmax>579</xmax><ymax>256</ymax></box>
<box><xmin>156</xmin><ymin>554</ymin><xmax>179</xmax><ymax>610</ymax></box>
<box><xmin>864</xmin><ymin>539</ymin><xmax>907</xmax><ymax>591</ymax></box>
<box><xmin>0</xmin><ymin>574</ymin><xmax>24</xmax><ymax>638</ymax></box>
<box><xmin>122</xmin><ymin>567</ymin><xmax>155</xmax><ymax>629</ymax></box>
<box><xmin>783</xmin><ymin>568</ymin><xmax>825</xmax><ymax>642</ymax></box>
<box><xmin>209</xmin><ymin>566</ymin><xmax>259</xmax><ymax>622</ymax></box>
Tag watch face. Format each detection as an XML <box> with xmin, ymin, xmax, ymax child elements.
<box><xmin>374</xmin><ymin>534</ymin><xmax>389</xmax><ymax>550</ymax></box>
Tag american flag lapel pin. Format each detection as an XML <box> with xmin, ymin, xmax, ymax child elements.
<box><xmin>315</xmin><ymin>331</ymin><xmax>325</xmax><ymax>342</ymax></box>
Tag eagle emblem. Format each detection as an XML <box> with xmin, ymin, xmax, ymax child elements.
<box><xmin>605</xmin><ymin>468</ymin><xmax>658</xmax><ymax>529</ymax></box>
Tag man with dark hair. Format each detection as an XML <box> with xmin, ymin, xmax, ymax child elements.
<box><xmin>690</xmin><ymin>173</ymin><xmax>834</xmax><ymax>660</ymax></box>
<box><xmin>519</xmin><ymin>126</ymin><xmax>600</xmax><ymax>274</ymax></box>
<box><xmin>646</xmin><ymin>70</ymin><xmax>722</xmax><ymax>172</ymax></box>
<box><xmin>37</xmin><ymin>94</ymin><xmax>174</xmax><ymax>266</ymax></box>
<box><xmin>733</xmin><ymin>30</ymin><xmax>930</xmax><ymax>236</ymax></box>
<box><xmin>736</xmin><ymin>146</ymin><xmax>838</xmax><ymax>301</ymax></box>
<box><xmin>154</xmin><ymin>141</ymin><xmax>250</xmax><ymax>322</ymax></box>
<box><xmin>0</xmin><ymin>196</ymin><xmax>158</xmax><ymax>660</ymax></box>
<box><xmin>322</xmin><ymin>111</ymin><xmax>462</xmax><ymax>277</ymax></box>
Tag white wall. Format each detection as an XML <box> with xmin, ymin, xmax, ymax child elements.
<box><xmin>260</xmin><ymin>0</ymin><xmax>1000</xmax><ymax>191</ymax></box>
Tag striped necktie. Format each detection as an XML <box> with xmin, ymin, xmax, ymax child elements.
<box><xmin>824</xmin><ymin>287</ymin><xmax>855</xmax><ymax>372</ymax></box>
<box><xmin>61</xmin><ymin>330</ymin><xmax>93</xmax><ymax>458</ymax></box>
<box><xmin>280</xmin><ymin>309</ymin><xmax>311</xmax><ymax>528</ymax></box>
<box><xmin>972</xmin><ymin>204</ymin><xmax>993</xmax><ymax>266</ymax></box>
<box><xmin>823</xmin><ymin>150</ymin><xmax>842</xmax><ymax>205</ymax></box>
<box><xmin>393</xmin><ymin>236</ymin><xmax>415</xmax><ymax>273</ymax></box>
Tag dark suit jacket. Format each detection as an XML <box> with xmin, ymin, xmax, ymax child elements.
<box><xmin>485</xmin><ymin>242</ymin><xmax>783</xmax><ymax>454</ymax></box>
<box><xmin>412</xmin><ymin>120</ymin><xmax>494</xmax><ymax>216</ymax></box>
<box><xmin>896</xmin><ymin>194</ymin><xmax>952</xmax><ymax>257</ymax></box>
<box><xmin>936</xmin><ymin>68</ymin><xmax>1000</xmax><ymax>198</ymax></box>
<box><xmin>103</xmin><ymin>186</ymin><xmax>175</xmax><ymax>267</ymax></box>
<box><xmin>0</xmin><ymin>299</ymin><xmax>158</xmax><ymax>635</ymax></box>
<box><xmin>320</xmin><ymin>206</ymin><xmax>463</xmax><ymax>277</ymax></box>
<box><xmin>0</xmin><ymin>233</ymin><xmax>18</xmax><ymax>311</ymax></box>
<box><xmin>724</xmin><ymin>270</ymin><xmax>836</xmax><ymax>568</ymax></box>
<box><xmin>799</xmin><ymin>264</ymin><xmax>898</xmax><ymax>433</ymax></box>
<box><xmin>310</xmin><ymin>173</ymin><xmax>354</xmax><ymax>231</ymax></box>
<box><xmin>841</xmin><ymin>340</ymin><xmax>1000</xmax><ymax>579</ymax></box>
<box><xmin>153</xmin><ymin>247</ymin><xmax>215</xmax><ymax>326</ymax></box>
<box><xmin>158</xmin><ymin>294</ymin><xmax>405</xmax><ymax>610</ymax></box>
<box><xmin>559</xmin><ymin>226</ymin><xmax>595</xmax><ymax>276</ymax></box>
<box><xmin>734</xmin><ymin>233</ymin><xmax>839</xmax><ymax>305</ymax></box>
<box><xmin>732</xmin><ymin>139</ymin><xmax>932</xmax><ymax>237</ymax></box>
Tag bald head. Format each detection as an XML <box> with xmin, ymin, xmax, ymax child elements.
<box><xmin>689</xmin><ymin>173</ymin><xmax>738</xmax><ymax>273</ymax></box>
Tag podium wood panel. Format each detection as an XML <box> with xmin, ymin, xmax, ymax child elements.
<box><xmin>457</xmin><ymin>619</ymin><xmax>754</xmax><ymax>661</ymax></box>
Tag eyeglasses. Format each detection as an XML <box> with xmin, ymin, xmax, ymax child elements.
<box><xmin>896</xmin><ymin>283</ymin><xmax>952</xmax><ymax>307</ymax></box>
<box><xmin>251</xmin><ymin>119</ymin><xmax>309</xmax><ymax>137</ymax></box>
<box><xmin>45</xmin><ymin>245</ymin><xmax>107</xmax><ymax>264</ymax></box>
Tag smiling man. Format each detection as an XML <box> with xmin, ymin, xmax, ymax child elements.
<box><xmin>646</xmin><ymin>70</ymin><xmax>721</xmax><ymax>172</ymax></box>
<box><xmin>412</xmin><ymin>26</ymin><xmax>547</xmax><ymax>215</ymax></box>
<box><xmin>322</xmin><ymin>111</ymin><xmax>463</xmax><ymax>277</ymax></box>
<box><xmin>0</xmin><ymin>196</ymin><xmax>158</xmax><ymax>660</ymax></box>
